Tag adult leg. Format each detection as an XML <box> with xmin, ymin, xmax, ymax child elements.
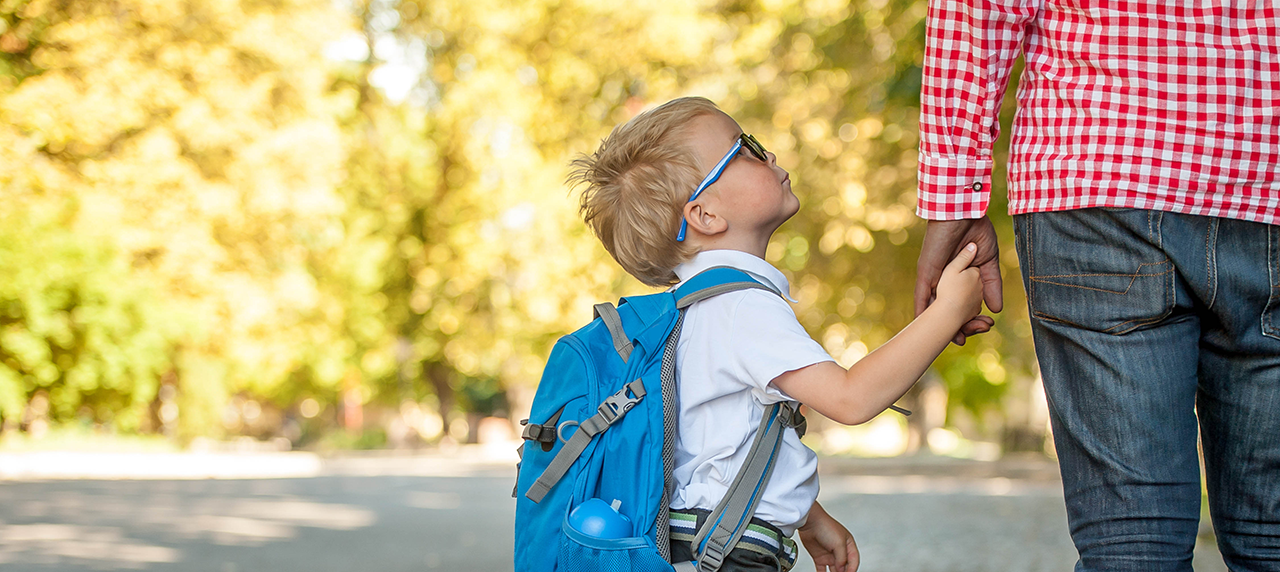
<box><xmin>1184</xmin><ymin>216</ymin><xmax>1280</xmax><ymax>571</ymax></box>
<box><xmin>1014</xmin><ymin>209</ymin><xmax>1202</xmax><ymax>571</ymax></box>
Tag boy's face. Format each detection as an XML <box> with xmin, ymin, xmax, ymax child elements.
<box><xmin>684</xmin><ymin>111</ymin><xmax>799</xmax><ymax>240</ymax></box>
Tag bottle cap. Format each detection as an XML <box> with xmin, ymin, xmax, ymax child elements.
<box><xmin>567</xmin><ymin>498</ymin><xmax>632</xmax><ymax>539</ymax></box>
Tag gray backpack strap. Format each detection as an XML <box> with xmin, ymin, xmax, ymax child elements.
<box><xmin>593</xmin><ymin>303</ymin><xmax>633</xmax><ymax>363</ymax></box>
<box><xmin>690</xmin><ymin>401</ymin><xmax>804</xmax><ymax>572</ymax></box>
<box><xmin>675</xmin><ymin>282</ymin><xmax>778</xmax><ymax>309</ymax></box>
<box><xmin>674</xmin><ymin>265</ymin><xmax>788</xmax><ymax>309</ymax></box>
<box><xmin>525</xmin><ymin>379</ymin><xmax>646</xmax><ymax>503</ymax></box>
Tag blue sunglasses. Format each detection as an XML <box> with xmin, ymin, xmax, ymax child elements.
<box><xmin>676</xmin><ymin>133</ymin><xmax>769</xmax><ymax>242</ymax></box>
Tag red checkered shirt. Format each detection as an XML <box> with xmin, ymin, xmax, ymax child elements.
<box><xmin>917</xmin><ymin>0</ymin><xmax>1280</xmax><ymax>225</ymax></box>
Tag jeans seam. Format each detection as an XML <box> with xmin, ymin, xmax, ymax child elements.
<box><xmin>1264</xmin><ymin>226</ymin><xmax>1280</xmax><ymax>340</ymax></box>
<box><xmin>1155</xmin><ymin>211</ymin><xmax>1164</xmax><ymax>250</ymax></box>
<box><xmin>1031</xmin><ymin>267</ymin><xmax>1174</xmax><ymax>295</ymax></box>
<box><xmin>1032</xmin><ymin>262</ymin><xmax>1171</xmax><ymax>279</ymax></box>
<box><xmin>1029</xmin><ymin>214</ymin><xmax>1036</xmax><ymax>307</ymax></box>
<box><xmin>1206</xmin><ymin>219</ymin><xmax>1219</xmax><ymax>310</ymax></box>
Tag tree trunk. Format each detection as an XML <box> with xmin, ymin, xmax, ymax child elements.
<box><xmin>427</xmin><ymin>361</ymin><xmax>454</xmax><ymax>438</ymax></box>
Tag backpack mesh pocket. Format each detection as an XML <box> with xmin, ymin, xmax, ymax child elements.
<box><xmin>557</xmin><ymin>516</ymin><xmax>673</xmax><ymax>572</ymax></box>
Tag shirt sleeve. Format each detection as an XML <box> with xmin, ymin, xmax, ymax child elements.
<box><xmin>917</xmin><ymin>0</ymin><xmax>1040</xmax><ymax>220</ymax></box>
<box><xmin>728</xmin><ymin>291</ymin><xmax>835</xmax><ymax>404</ymax></box>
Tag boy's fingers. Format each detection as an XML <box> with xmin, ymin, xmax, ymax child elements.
<box><xmin>944</xmin><ymin>243</ymin><xmax>978</xmax><ymax>274</ymax></box>
<box><xmin>833</xmin><ymin>534</ymin><xmax>854</xmax><ymax>572</ymax></box>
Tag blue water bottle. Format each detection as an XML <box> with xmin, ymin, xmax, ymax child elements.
<box><xmin>568</xmin><ymin>498</ymin><xmax>632</xmax><ymax>539</ymax></box>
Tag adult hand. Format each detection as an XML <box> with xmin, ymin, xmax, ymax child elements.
<box><xmin>915</xmin><ymin>216</ymin><xmax>1002</xmax><ymax>345</ymax></box>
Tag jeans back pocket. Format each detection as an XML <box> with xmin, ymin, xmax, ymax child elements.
<box><xmin>1019</xmin><ymin>210</ymin><xmax>1175</xmax><ymax>335</ymax></box>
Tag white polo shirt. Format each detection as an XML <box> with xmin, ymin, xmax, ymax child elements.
<box><xmin>670</xmin><ymin>250</ymin><xmax>834</xmax><ymax>536</ymax></box>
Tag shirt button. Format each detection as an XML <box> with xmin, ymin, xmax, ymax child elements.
<box><xmin>972</xmin><ymin>182</ymin><xmax>984</xmax><ymax>192</ymax></box>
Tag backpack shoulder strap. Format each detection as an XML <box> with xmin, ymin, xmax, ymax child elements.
<box><xmin>663</xmin><ymin>266</ymin><xmax>799</xmax><ymax>571</ymax></box>
<box><xmin>672</xmin><ymin>266</ymin><xmax>784</xmax><ymax>309</ymax></box>
<box><xmin>593</xmin><ymin>303</ymin><xmax>633</xmax><ymax>363</ymax></box>
<box><xmin>690</xmin><ymin>401</ymin><xmax>806</xmax><ymax>572</ymax></box>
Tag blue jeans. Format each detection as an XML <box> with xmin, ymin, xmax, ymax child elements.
<box><xmin>1014</xmin><ymin>208</ymin><xmax>1280</xmax><ymax>572</ymax></box>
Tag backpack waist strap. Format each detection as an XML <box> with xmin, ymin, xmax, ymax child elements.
<box><xmin>669</xmin><ymin>509</ymin><xmax>797</xmax><ymax>572</ymax></box>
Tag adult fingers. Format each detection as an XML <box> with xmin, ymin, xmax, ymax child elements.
<box><xmin>961</xmin><ymin>315</ymin><xmax>995</xmax><ymax>336</ymax></box>
<box><xmin>916</xmin><ymin>219</ymin><xmax>976</xmax><ymax>317</ymax></box>
<box><xmin>978</xmin><ymin>257</ymin><xmax>1004</xmax><ymax>313</ymax></box>
<box><xmin>914</xmin><ymin>273</ymin><xmax>937</xmax><ymax>318</ymax></box>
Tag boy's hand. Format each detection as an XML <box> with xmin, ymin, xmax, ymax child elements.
<box><xmin>933</xmin><ymin>243</ymin><xmax>985</xmax><ymax>325</ymax></box>
<box><xmin>798</xmin><ymin>502</ymin><xmax>859</xmax><ymax>572</ymax></box>
<box><xmin>915</xmin><ymin>217</ymin><xmax>1001</xmax><ymax>345</ymax></box>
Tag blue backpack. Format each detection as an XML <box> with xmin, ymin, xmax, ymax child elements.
<box><xmin>513</xmin><ymin>267</ymin><xmax>807</xmax><ymax>572</ymax></box>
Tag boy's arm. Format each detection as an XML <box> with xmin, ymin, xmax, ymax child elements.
<box><xmin>773</xmin><ymin>244</ymin><xmax>982</xmax><ymax>425</ymax></box>
<box><xmin>798</xmin><ymin>501</ymin><xmax>859</xmax><ymax>572</ymax></box>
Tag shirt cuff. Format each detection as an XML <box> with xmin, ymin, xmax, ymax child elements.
<box><xmin>916</xmin><ymin>154</ymin><xmax>993</xmax><ymax>220</ymax></box>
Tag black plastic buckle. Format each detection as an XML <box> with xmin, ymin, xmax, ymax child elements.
<box><xmin>520</xmin><ymin>418</ymin><xmax>559</xmax><ymax>451</ymax></box>
<box><xmin>521</xmin><ymin>423</ymin><xmax>553</xmax><ymax>442</ymax></box>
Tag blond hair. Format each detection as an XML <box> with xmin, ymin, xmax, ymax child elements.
<box><xmin>569</xmin><ymin>97</ymin><xmax>720</xmax><ymax>287</ymax></box>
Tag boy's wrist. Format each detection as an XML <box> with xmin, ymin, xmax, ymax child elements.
<box><xmin>923</xmin><ymin>296</ymin><xmax>971</xmax><ymax>330</ymax></box>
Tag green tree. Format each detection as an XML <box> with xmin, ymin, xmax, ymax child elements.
<box><xmin>0</xmin><ymin>206</ymin><xmax>173</xmax><ymax>430</ymax></box>
<box><xmin>0</xmin><ymin>0</ymin><xmax>349</xmax><ymax>437</ymax></box>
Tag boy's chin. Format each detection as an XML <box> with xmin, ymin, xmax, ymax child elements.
<box><xmin>770</xmin><ymin>210</ymin><xmax>800</xmax><ymax>235</ymax></box>
<box><xmin>784</xmin><ymin>202</ymin><xmax>801</xmax><ymax>221</ymax></box>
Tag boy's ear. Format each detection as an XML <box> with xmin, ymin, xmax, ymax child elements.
<box><xmin>683</xmin><ymin>200</ymin><xmax>728</xmax><ymax>238</ymax></box>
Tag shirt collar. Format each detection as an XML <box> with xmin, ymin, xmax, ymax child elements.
<box><xmin>673</xmin><ymin>250</ymin><xmax>799</xmax><ymax>303</ymax></box>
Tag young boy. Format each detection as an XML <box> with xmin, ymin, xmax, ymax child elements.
<box><xmin>570</xmin><ymin>97</ymin><xmax>984</xmax><ymax>572</ymax></box>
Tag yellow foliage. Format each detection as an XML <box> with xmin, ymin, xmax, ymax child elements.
<box><xmin>0</xmin><ymin>0</ymin><xmax>1037</xmax><ymax>437</ymax></box>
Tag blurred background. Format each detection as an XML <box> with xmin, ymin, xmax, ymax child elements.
<box><xmin>0</xmin><ymin>0</ymin><xmax>1041</xmax><ymax>460</ymax></box>
<box><xmin>0</xmin><ymin>0</ymin><xmax>1223</xmax><ymax>571</ymax></box>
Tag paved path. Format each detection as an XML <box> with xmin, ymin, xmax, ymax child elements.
<box><xmin>0</xmin><ymin>451</ymin><xmax>1229</xmax><ymax>572</ymax></box>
